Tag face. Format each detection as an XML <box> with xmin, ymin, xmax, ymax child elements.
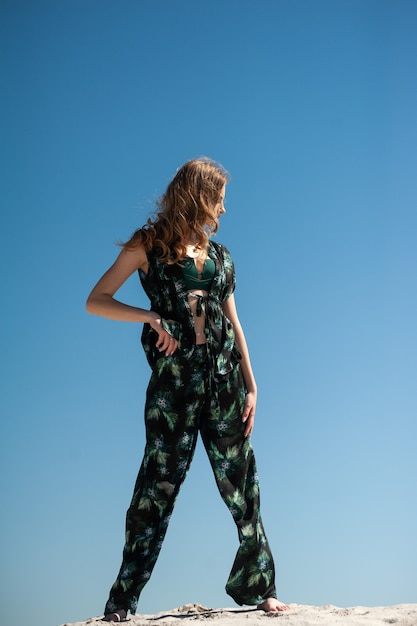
<box><xmin>216</xmin><ymin>184</ymin><xmax>226</xmax><ymax>217</ymax></box>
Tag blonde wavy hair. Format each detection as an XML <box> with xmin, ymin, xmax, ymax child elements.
<box><xmin>123</xmin><ymin>158</ymin><xmax>230</xmax><ymax>263</ymax></box>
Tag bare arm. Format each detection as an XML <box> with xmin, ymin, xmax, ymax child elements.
<box><xmin>86</xmin><ymin>246</ymin><xmax>178</xmax><ymax>355</ymax></box>
<box><xmin>222</xmin><ymin>294</ymin><xmax>257</xmax><ymax>437</ymax></box>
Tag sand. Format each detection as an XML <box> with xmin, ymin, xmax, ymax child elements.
<box><xmin>61</xmin><ymin>602</ymin><xmax>417</xmax><ymax>626</ymax></box>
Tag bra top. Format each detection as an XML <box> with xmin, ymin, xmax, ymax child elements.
<box><xmin>181</xmin><ymin>255</ymin><xmax>215</xmax><ymax>291</ymax></box>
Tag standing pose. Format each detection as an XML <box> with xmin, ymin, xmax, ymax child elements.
<box><xmin>86</xmin><ymin>158</ymin><xmax>289</xmax><ymax>620</ymax></box>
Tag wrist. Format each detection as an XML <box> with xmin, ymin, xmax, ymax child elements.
<box><xmin>148</xmin><ymin>311</ymin><xmax>162</xmax><ymax>325</ymax></box>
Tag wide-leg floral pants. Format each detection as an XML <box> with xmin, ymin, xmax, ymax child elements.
<box><xmin>104</xmin><ymin>345</ymin><xmax>277</xmax><ymax>615</ymax></box>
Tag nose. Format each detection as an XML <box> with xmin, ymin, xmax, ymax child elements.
<box><xmin>219</xmin><ymin>204</ymin><xmax>226</xmax><ymax>214</ymax></box>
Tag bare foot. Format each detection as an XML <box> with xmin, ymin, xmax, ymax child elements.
<box><xmin>102</xmin><ymin>609</ymin><xmax>127</xmax><ymax>622</ymax></box>
<box><xmin>257</xmin><ymin>598</ymin><xmax>290</xmax><ymax>612</ymax></box>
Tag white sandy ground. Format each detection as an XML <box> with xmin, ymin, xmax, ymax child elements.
<box><xmin>61</xmin><ymin>602</ymin><xmax>417</xmax><ymax>626</ymax></box>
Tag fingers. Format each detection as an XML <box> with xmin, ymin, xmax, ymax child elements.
<box><xmin>167</xmin><ymin>337</ymin><xmax>178</xmax><ymax>355</ymax></box>
<box><xmin>242</xmin><ymin>394</ymin><xmax>256</xmax><ymax>437</ymax></box>
<box><xmin>242</xmin><ymin>408</ymin><xmax>254</xmax><ymax>437</ymax></box>
<box><xmin>243</xmin><ymin>416</ymin><xmax>254</xmax><ymax>438</ymax></box>
<box><xmin>156</xmin><ymin>331</ymin><xmax>178</xmax><ymax>355</ymax></box>
<box><xmin>152</xmin><ymin>317</ymin><xmax>178</xmax><ymax>355</ymax></box>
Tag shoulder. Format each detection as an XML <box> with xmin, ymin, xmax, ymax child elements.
<box><xmin>210</xmin><ymin>241</ymin><xmax>234</xmax><ymax>273</ymax></box>
<box><xmin>210</xmin><ymin>240</ymin><xmax>233</xmax><ymax>260</ymax></box>
<box><xmin>117</xmin><ymin>242</ymin><xmax>148</xmax><ymax>273</ymax></box>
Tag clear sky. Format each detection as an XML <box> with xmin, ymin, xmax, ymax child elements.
<box><xmin>1</xmin><ymin>1</ymin><xmax>416</xmax><ymax>626</ymax></box>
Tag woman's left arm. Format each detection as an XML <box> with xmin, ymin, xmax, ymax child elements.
<box><xmin>222</xmin><ymin>294</ymin><xmax>257</xmax><ymax>437</ymax></box>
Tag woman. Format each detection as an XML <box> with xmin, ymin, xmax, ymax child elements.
<box><xmin>86</xmin><ymin>158</ymin><xmax>289</xmax><ymax>620</ymax></box>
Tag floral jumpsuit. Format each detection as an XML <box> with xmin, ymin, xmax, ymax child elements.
<box><xmin>104</xmin><ymin>241</ymin><xmax>277</xmax><ymax>615</ymax></box>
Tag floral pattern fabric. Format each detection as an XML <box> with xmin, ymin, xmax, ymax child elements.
<box><xmin>139</xmin><ymin>241</ymin><xmax>240</xmax><ymax>379</ymax></box>
<box><xmin>103</xmin><ymin>243</ymin><xmax>277</xmax><ymax>616</ymax></box>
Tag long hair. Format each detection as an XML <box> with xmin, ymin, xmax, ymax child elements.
<box><xmin>123</xmin><ymin>158</ymin><xmax>230</xmax><ymax>263</ymax></box>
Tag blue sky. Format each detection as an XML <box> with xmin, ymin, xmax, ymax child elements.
<box><xmin>1</xmin><ymin>1</ymin><xmax>416</xmax><ymax>626</ymax></box>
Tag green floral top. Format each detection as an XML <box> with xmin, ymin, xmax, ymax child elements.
<box><xmin>138</xmin><ymin>240</ymin><xmax>241</xmax><ymax>380</ymax></box>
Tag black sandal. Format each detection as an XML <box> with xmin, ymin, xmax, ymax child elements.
<box><xmin>102</xmin><ymin>609</ymin><xmax>127</xmax><ymax>622</ymax></box>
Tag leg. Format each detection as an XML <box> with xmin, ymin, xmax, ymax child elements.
<box><xmin>104</xmin><ymin>351</ymin><xmax>206</xmax><ymax>615</ymax></box>
<box><xmin>200</xmin><ymin>364</ymin><xmax>277</xmax><ymax>606</ymax></box>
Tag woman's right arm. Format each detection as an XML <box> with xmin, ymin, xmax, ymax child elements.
<box><xmin>86</xmin><ymin>245</ymin><xmax>178</xmax><ymax>354</ymax></box>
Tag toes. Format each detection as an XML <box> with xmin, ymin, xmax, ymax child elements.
<box><xmin>258</xmin><ymin>599</ymin><xmax>290</xmax><ymax>613</ymax></box>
